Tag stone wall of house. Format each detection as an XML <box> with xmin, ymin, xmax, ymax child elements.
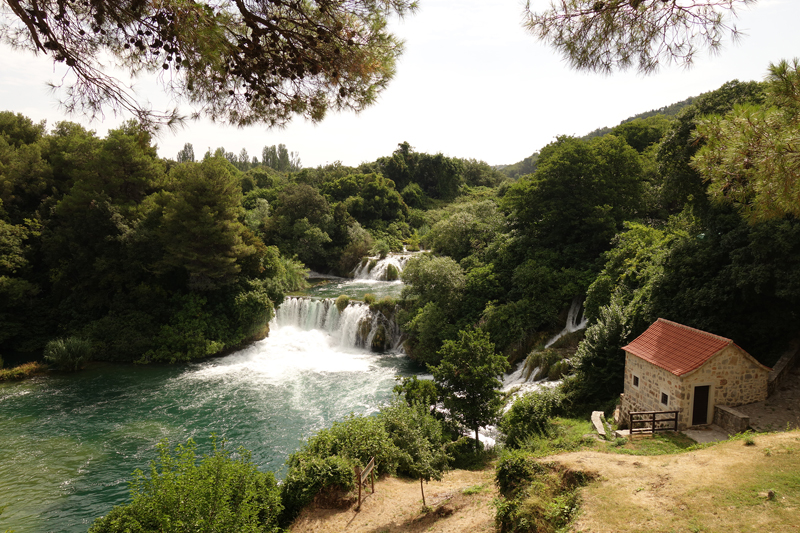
<box><xmin>620</xmin><ymin>345</ymin><xmax>769</xmax><ymax>430</ymax></box>
<box><xmin>619</xmin><ymin>353</ymin><xmax>683</xmax><ymax>428</ymax></box>
<box><xmin>682</xmin><ymin>345</ymin><xmax>769</xmax><ymax>410</ymax></box>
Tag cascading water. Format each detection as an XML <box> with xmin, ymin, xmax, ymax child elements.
<box><xmin>544</xmin><ymin>295</ymin><xmax>588</xmax><ymax>348</ymax></box>
<box><xmin>352</xmin><ymin>253</ymin><xmax>414</xmax><ymax>281</ymax></box>
<box><xmin>502</xmin><ymin>296</ymin><xmax>588</xmax><ymax>394</ymax></box>
<box><xmin>275</xmin><ymin>297</ymin><xmax>403</xmax><ymax>352</ymax></box>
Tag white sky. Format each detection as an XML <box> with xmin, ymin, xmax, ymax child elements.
<box><xmin>1</xmin><ymin>0</ymin><xmax>799</xmax><ymax>168</ymax></box>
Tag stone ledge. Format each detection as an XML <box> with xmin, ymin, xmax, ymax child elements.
<box><xmin>591</xmin><ymin>411</ymin><xmax>606</xmax><ymax>438</ymax></box>
<box><xmin>714</xmin><ymin>404</ymin><xmax>750</xmax><ymax>434</ymax></box>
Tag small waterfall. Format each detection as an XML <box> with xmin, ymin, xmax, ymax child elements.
<box><xmin>502</xmin><ymin>295</ymin><xmax>588</xmax><ymax>393</ymax></box>
<box><xmin>352</xmin><ymin>253</ymin><xmax>414</xmax><ymax>281</ymax></box>
<box><xmin>544</xmin><ymin>295</ymin><xmax>588</xmax><ymax>348</ymax></box>
<box><xmin>275</xmin><ymin>297</ymin><xmax>403</xmax><ymax>352</ymax></box>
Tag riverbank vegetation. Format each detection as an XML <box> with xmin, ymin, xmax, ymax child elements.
<box><xmin>4</xmin><ymin>57</ymin><xmax>800</xmax><ymax>533</ymax></box>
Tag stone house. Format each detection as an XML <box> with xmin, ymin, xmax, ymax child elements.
<box><xmin>619</xmin><ymin>318</ymin><xmax>770</xmax><ymax>430</ymax></box>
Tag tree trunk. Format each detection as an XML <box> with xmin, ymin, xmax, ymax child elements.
<box><xmin>475</xmin><ymin>426</ymin><xmax>480</xmax><ymax>451</ymax></box>
<box><xmin>420</xmin><ymin>477</ymin><xmax>426</xmax><ymax>507</ymax></box>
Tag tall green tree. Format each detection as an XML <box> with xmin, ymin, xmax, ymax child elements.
<box><xmin>176</xmin><ymin>142</ymin><xmax>195</xmax><ymax>163</ymax></box>
<box><xmin>157</xmin><ymin>158</ymin><xmax>256</xmax><ymax>291</ymax></box>
<box><xmin>430</xmin><ymin>327</ymin><xmax>509</xmax><ymax>449</ymax></box>
<box><xmin>503</xmin><ymin>134</ymin><xmax>642</xmax><ymax>269</ymax></box>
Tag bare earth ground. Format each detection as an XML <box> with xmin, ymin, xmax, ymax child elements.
<box><xmin>553</xmin><ymin>431</ymin><xmax>800</xmax><ymax>533</ymax></box>
<box><xmin>289</xmin><ymin>468</ymin><xmax>497</xmax><ymax>533</ymax></box>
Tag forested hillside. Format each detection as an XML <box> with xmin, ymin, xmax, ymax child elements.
<box><xmin>3</xmin><ymin>61</ymin><xmax>799</xmax><ymax>416</ymax></box>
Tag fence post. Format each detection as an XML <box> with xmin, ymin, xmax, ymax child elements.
<box><xmin>355</xmin><ymin>465</ymin><xmax>362</xmax><ymax>510</ymax></box>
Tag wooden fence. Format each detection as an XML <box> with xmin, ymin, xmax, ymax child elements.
<box><xmin>354</xmin><ymin>456</ymin><xmax>375</xmax><ymax>510</ymax></box>
<box><xmin>629</xmin><ymin>410</ymin><xmax>679</xmax><ymax>435</ymax></box>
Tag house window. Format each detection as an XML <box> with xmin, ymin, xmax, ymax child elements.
<box><xmin>660</xmin><ymin>392</ymin><xmax>669</xmax><ymax>406</ymax></box>
<box><xmin>632</xmin><ymin>375</ymin><xmax>640</xmax><ymax>388</ymax></box>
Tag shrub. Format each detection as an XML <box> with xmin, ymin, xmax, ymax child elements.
<box><xmin>363</xmin><ymin>293</ymin><xmax>376</xmax><ymax>305</ymax></box>
<box><xmin>495</xmin><ymin>457</ymin><xmax>593</xmax><ymax>533</ymax></box>
<box><xmin>446</xmin><ymin>436</ymin><xmax>489</xmax><ymax>470</ymax></box>
<box><xmin>372</xmin><ymin>239</ymin><xmax>390</xmax><ymax>259</ymax></box>
<box><xmin>370</xmin><ymin>296</ymin><xmax>397</xmax><ymax>319</ymax></box>
<box><xmin>393</xmin><ymin>375</ymin><xmax>438</xmax><ymax>409</ymax></box>
<box><xmin>500</xmin><ymin>388</ymin><xmax>563</xmax><ymax>449</ymax></box>
<box><xmin>378</xmin><ymin>400</ymin><xmax>450</xmax><ymax>480</ymax></box>
<box><xmin>280</xmin><ymin>454</ymin><xmax>355</xmax><ymax>524</ymax></box>
<box><xmin>384</xmin><ymin>263</ymin><xmax>399</xmax><ymax>281</ymax></box>
<box><xmin>43</xmin><ymin>336</ymin><xmax>93</xmax><ymax>371</ymax></box>
<box><xmin>335</xmin><ymin>294</ymin><xmax>350</xmax><ymax>313</ymax></box>
<box><xmin>300</xmin><ymin>414</ymin><xmax>402</xmax><ymax>474</ymax></box>
<box><xmin>89</xmin><ymin>438</ymin><xmax>282</xmax><ymax>533</ymax></box>
<box><xmin>496</xmin><ymin>448</ymin><xmax>544</xmax><ymax>498</ymax></box>
<box><xmin>523</xmin><ymin>349</ymin><xmax>570</xmax><ymax>381</ymax></box>
<box><xmin>280</xmin><ymin>413</ymin><xmax>403</xmax><ymax>524</ymax></box>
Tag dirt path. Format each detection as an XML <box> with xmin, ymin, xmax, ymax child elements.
<box><xmin>289</xmin><ymin>468</ymin><xmax>497</xmax><ymax>533</ymax></box>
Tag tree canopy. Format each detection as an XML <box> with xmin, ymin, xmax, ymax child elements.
<box><xmin>0</xmin><ymin>0</ymin><xmax>416</xmax><ymax>128</ymax></box>
<box><xmin>430</xmin><ymin>327</ymin><xmax>509</xmax><ymax>449</ymax></box>
<box><xmin>694</xmin><ymin>59</ymin><xmax>800</xmax><ymax>221</ymax></box>
<box><xmin>524</xmin><ymin>0</ymin><xmax>754</xmax><ymax>74</ymax></box>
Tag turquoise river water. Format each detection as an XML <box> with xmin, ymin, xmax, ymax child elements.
<box><xmin>0</xmin><ymin>274</ymin><xmax>418</xmax><ymax>532</ymax></box>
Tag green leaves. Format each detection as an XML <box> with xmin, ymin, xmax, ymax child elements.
<box><xmin>524</xmin><ymin>0</ymin><xmax>755</xmax><ymax>75</ymax></box>
<box><xmin>157</xmin><ymin>159</ymin><xmax>255</xmax><ymax>291</ymax></box>
<box><xmin>503</xmin><ymin>134</ymin><xmax>642</xmax><ymax>269</ymax></box>
<box><xmin>694</xmin><ymin>59</ymin><xmax>800</xmax><ymax>221</ymax></box>
<box><xmin>500</xmin><ymin>388</ymin><xmax>563</xmax><ymax>449</ymax></box>
<box><xmin>431</xmin><ymin>328</ymin><xmax>509</xmax><ymax>444</ymax></box>
<box><xmin>89</xmin><ymin>438</ymin><xmax>283</xmax><ymax>533</ymax></box>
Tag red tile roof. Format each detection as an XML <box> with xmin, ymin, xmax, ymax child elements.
<box><xmin>622</xmin><ymin>319</ymin><xmax>734</xmax><ymax>376</ymax></box>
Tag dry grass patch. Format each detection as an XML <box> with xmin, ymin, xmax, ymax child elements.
<box><xmin>0</xmin><ymin>361</ymin><xmax>48</xmax><ymax>381</ymax></box>
<box><xmin>550</xmin><ymin>431</ymin><xmax>800</xmax><ymax>533</ymax></box>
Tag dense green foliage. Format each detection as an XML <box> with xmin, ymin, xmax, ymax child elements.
<box><xmin>88</xmin><ymin>438</ymin><xmax>283</xmax><ymax>533</ymax></box>
<box><xmin>43</xmin><ymin>336</ymin><xmax>92</xmax><ymax>371</ymax></box>
<box><xmin>1</xmin><ymin>115</ymin><xmax>507</xmax><ymax>364</ymax></box>
<box><xmin>431</xmin><ymin>328</ymin><xmax>509</xmax><ymax>447</ymax></box>
<box><xmin>280</xmin><ymin>401</ymin><xmax>449</xmax><ymax>524</ymax></box>
<box><xmin>495</xmin><ymin>453</ymin><xmax>592</xmax><ymax>533</ymax></box>
<box><xmin>500</xmin><ymin>389</ymin><xmax>563</xmax><ymax>449</ymax></box>
<box><xmin>695</xmin><ymin>59</ymin><xmax>800</xmax><ymax>221</ymax></box>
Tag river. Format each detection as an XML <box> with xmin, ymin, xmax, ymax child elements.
<box><xmin>0</xmin><ymin>256</ymin><xmax>420</xmax><ymax>533</ymax></box>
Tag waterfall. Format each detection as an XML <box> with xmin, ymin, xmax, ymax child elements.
<box><xmin>274</xmin><ymin>297</ymin><xmax>403</xmax><ymax>352</ymax></box>
<box><xmin>502</xmin><ymin>295</ymin><xmax>588</xmax><ymax>393</ymax></box>
<box><xmin>351</xmin><ymin>253</ymin><xmax>414</xmax><ymax>281</ymax></box>
<box><xmin>544</xmin><ymin>295</ymin><xmax>588</xmax><ymax>348</ymax></box>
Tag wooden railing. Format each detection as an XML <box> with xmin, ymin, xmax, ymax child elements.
<box><xmin>354</xmin><ymin>456</ymin><xmax>375</xmax><ymax>510</ymax></box>
<box><xmin>629</xmin><ymin>410</ymin><xmax>679</xmax><ymax>435</ymax></box>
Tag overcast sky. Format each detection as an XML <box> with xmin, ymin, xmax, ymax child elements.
<box><xmin>1</xmin><ymin>0</ymin><xmax>799</xmax><ymax>168</ymax></box>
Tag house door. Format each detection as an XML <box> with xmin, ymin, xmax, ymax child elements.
<box><xmin>692</xmin><ymin>385</ymin><xmax>710</xmax><ymax>425</ymax></box>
